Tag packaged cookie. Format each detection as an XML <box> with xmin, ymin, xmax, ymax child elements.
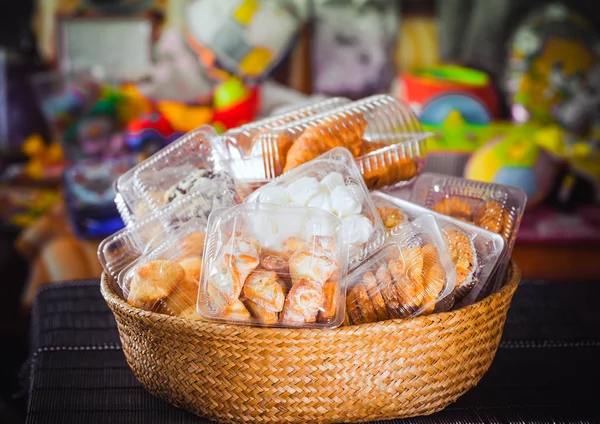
<box><xmin>99</xmin><ymin>188</ymin><xmax>235</xmax><ymax>280</ymax></box>
<box><xmin>222</xmin><ymin>97</ymin><xmax>349</xmax><ymax>185</ymax></box>
<box><xmin>371</xmin><ymin>191</ymin><xmax>505</xmax><ymax>305</ymax></box>
<box><xmin>117</xmin><ymin>217</ymin><xmax>207</xmax><ymax>318</ymax></box>
<box><xmin>345</xmin><ymin>214</ymin><xmax>457</xmax><ymax>325</ymax></box>
<box><xmin>233</xmin><ymin>94</ymin><xmax>428</xmax><ymax>189</ymax></box>
<box><xmin>197</xmin><ymin>203</ymin><xmax>349</xmax><ymax>328</ymax></box>
<box><xmin>244</xmin><ymin>147</ymin><xmax>385</xmax><ymax>265</ymax></box>
<box><xmin>411</xmin><ymin>173</ymin><xmax>526</xmax><ymax>256</ymax></box>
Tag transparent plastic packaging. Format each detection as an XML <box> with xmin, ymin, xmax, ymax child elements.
<box><xmin>222</xmin><ymin>97</ymin><xmax>349</xmax><ymax>184</ymax></box>
<box><xmin>244</xmin><ymin>147</ymin><xmax>385</xmax><ymax>265</ymax></box>
<box><xmin>117</xmin><ymin>218</ymin><xmax>206</xmax><ymax>319</ymax></box>
<box><xmin>345</xmin><ymin>215</ymin><xmax>457</xmax><ymax>325</ymax></box>
<box><xmin>197</xmin><ymin>204</ymin><xmax>349</xmax><ymax>328</ymax></box>
<box><xmin>226</xmin><ymin>94</ymin><xmax>428</xmax><ymax>189</ymax></box>
<box><xmin>371</xmin><ymin>191</ymin><xmax>505</xmax><ymax>305</ymax></box>
<box><xmin>99</xmin><ymin>188</ymin><xmax>237</xmax><ymax>280</ymax></box>
<box><xmin>114</xmin><ymin>125</ymin><xmax>236</xmax><ymax>224</ymax></box>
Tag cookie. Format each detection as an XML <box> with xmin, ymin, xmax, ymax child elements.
<box><xmin>474</xmin><ymin>200</ymin><xmax>506</xmax><ymax>235</ymax></box>
<box><xmin>362</xmin><ymin>272</ymin><xmax>389</xmax><ymax>322</ymax></box>
<box><xmin>377</xmin><ymin>206</ymin><xmax>406</xmax><ymax>230</ymax></box>
<box><xmin>351</xmin><ymin>284</ymin><xmax>378</xmax><ymax>324</ymax></box>
<box><xmin>433</xmin><ymin>197</ymin><xmax>474</xmax><ymax>222</ymax></box>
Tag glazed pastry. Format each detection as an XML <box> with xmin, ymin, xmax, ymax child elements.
<box><xmin>288</xmin><ymin>236</ymin><xmax>338</xmax><ymax>285</ymax></box>
<box><xmin>474</xmin><ymin>200</ymin><xmax>506</xmax><ymax>235</ymax></box>
<box><xmin>433</xmin><ymin>197</ymin><xmax>474</xmax><ymax>222</ymax></box>
<box><xmin>245</xmin><ymin>299</ymin><xmax>279</xmax><ymax>324</ymax></box>
<box><xmin>280</xmin><ymin>278</ymin><xmax>324</xmax><ymax>325</ymax></box>
<box><xmin>164</xmin><ymin>169</ymin><xmax>230</xmax><ymax>204</ymax></box>
<box><xmin>221</xmin><ymin>299</ymin><xmax>252</xmax><ymax>322</ymax></box>
<box><xmin>127</xmin><ymin>260</ymin><xmax>185</xmax><ymax>310</ymax></box>
<box><xmin>443</xmin><ymin>229</ymin><xmax>477</xmax><ymax>297</ymax></box>
<box><xmin>180</xmin><ymin>232</ymin><xmax>206</xmax><ymax>257</ymax></box>
<box><xmin>208</xmin><ymin>237</ymin><xmax>260</xmax><ymax>311</ymax></box>
<box><xmin>345</xmin><ymin>286</ymin><xmax>364</xmax><ymax>325</ymax></box>
<box><xmin>375</xmin><ymin>264</ymin><xmax>404</xmax><ymax>319</ymax></box>
<box><xmin>388</xmin><ymin>247</ymin><xmax>424</xmax><ymax>317</ymax></box>
<box><xmin>317</xmin><ymin>279</ymin><xmax>338</xmax><ymax>323</ymax></box>
<box><xmin>377</xmin><ymin>205</ymin><xmax>406</xmax><ymax>230</ymax></box>
<box><xmin>283</xmin><ymin>113</ymin><xmax>367</xmax><ymax>172</ymax></box>
<box><xmin>178</xmin><ymin>306</ymin><xmax>203</xmax><ymax>321</ymax></box>
<box><xmin>242</xmin><ymin>270</ymin><xmax>285</xmax><ymax>313</ymax></box>
<box><xmin>281</xmin><ymin>237</ymin><xmax>306</xmax><ymax>259</ymax></box>
<box><xmin>350</xmin><ymin>284</ymin><xmax>378</xmax><ymax>324</ymax></box>
<box><xmin>260</xmin><ymin>253</ymin><xmax>289</xmax><ymax>275</ymax></box>
<box><xmin>420</xmin><ymin>244</ymin><xmax>447</xmax><ymax>314</ymax></box>
<box><xmin>362</xmin><ymin>156</ymin><xmax>418</xmax><ymax>189</ymax></box>
<box><xmin>161</xmin><ymin>277</ymin><xmax>199</xmax><ymax>315</ymax></box>
<box><xmin>362</xmin><ymin>272</ymin><xmax>389</xmax><ymax>322</ymax></box>
<box><xmin>178</xmin><ymin>257</ymin><xmax>202</xmax><ymax>282</ymax></box>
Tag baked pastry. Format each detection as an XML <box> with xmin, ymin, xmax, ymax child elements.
<box><xmin>388</xmin><ymin>247</ymin><xmax>424</xmax><ymax>317</ymax></box>
<box><xmin>178</xmin><ymin>306</ymin><xmax>203</xmax><ymax>321</ymax></box>
<box><xmin>433</xmin><ymin>197</ymin><xmax>474</xmax><ymax>222</ymax></box>
<box><xmin>443</xmin><ymin>229</ymin><xmax>477</xmax><ymax>300</ymax></box>
<box><xmin>178</xmin><ymin>257</ymin><xmax>202</xmax><ymax>282</ymax></box>
<box><xmin>375</xmin><ymin>264</ymin><xmax>404</xmax><ymax>319</ymax></box>
<box><xmin>377</xmin><ymin>205</ymin><xmax>406</xmax><ymax>230</ymax></box>
<box><xmin>362</xmin><ymin>156</ymin><xmax>419</xmax><ymax>189</ymax></box>
<box><xmin>474</xmin><ymin>200</ymin><xmax>507</xmax><ymax>235</ymax></box>
<box><xmin>288</xmin><ymin>236</ymin><xmax>338</xmax><ymax>285</ymax></box>
<box><xmin>160</xmin><ymin>276</ymin><xmax>199</xmax><ymax>316</ymax></box>
<box><xmin>180</xmin><ymin>232</ymin><xmax>206</xmax><ymax>257</ymax></box>
<box><xmin>242</xmin><ymin>270</ymin><xmax>285</xmax><ymax>313</ymax></box>
<box><xmin>350</xmin><ymin>284</ymin><xmax>378</xmax><ymax>324</ymax></box>
<box><xmin>317</xmin><ymin>279</ymin><xmax>338</xmax><ymax>323</ymax></box>
<box><xmin>127</xmin><ymin>260</ymin><xmax>185</xmax><ymax>310</ymax></box>
<box><xmin>345</xmin><ymin>286</ymin><xmax>364</xmax><ymax>325</ymax></box>
<box><xmin>420</xmin><ymin>244</ymin><xmax>447</xmax><ymax>314</ymax></box>
<box><xmin>280</xmin><ymin>278</ymin><xmax>324</xmax><ymax>325</ymax></box>
<box><xmin>244</xmin><ymin>299</ymin><xmax>279</xmax><ymax>324</ymax></box>
<box><xmin>362</xmin><ymin>272</ymin><xmax>389</xmax><ymax>322</ymax></box>
<box><xmin>260</xmin><ymin>253</ymin><xmax>289</xmax><ymax>274</ymax></box>
<box><xmin>283</xmin><ymin>113</ymin><xmax>367</xmax><ymax>172</ymax></box>
<box><xmin>221</xmin><ymin>299</ymin><xmax>252</xmax><ymax>322</ymax></box>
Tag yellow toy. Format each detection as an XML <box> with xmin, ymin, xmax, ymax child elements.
<box><xmin>22</xmin><ymin>134</ymin><xmax>65</xmax><ymax>180</ymax></box>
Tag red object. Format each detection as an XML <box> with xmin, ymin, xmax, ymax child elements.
<box><xmin>212</xmin><ymin>86</ymin><xmax>261</xmax><ymax>130</ymax></box>
<box><xmin>400</xmin><ymin>68</ymin><xmax>500</xmax><ymax>118</ymax></box>
<box><xmin>125</xmin><ymin>111</ymin><xmax>176</xmax><ymax>150</ymax></box>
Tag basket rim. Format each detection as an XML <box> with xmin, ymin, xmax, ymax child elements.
<box><xmin>101</xmin><ymin>260</ymin><xmax>520</xmax><ymax>336</ymax></box>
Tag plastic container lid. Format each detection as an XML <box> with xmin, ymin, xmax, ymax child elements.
<box><xmin>230</xmin><ymin>94</ymin><xmax>428</xmax><ymax>189</ymax></box>
<box><xmin>345</xmin><ymin>214</ymin><xmax>457</xmax><ymax>325</ymax></box>
<box><xmin>222</xmin><ymin>97</ymin><xmax>350</xmax><ymax>184</ymax></box>
<box><xmin>197</xmin><ymin>203</ymin><xmax>349</xmax><ymax>328</ymax></box>
<box><xmin>372</xmin><ymin>191</ymin><xmax>505</xmax><ymax>305</ymax></box>
<box><xmin>118</xmin><ymin>218</ymin><xmax>206</xmax><ymax>318</ymax></box>
<box><xmin>244</xmin><ymin>147</ymin><xmax>385</xmax><ymax>265</ymax></box>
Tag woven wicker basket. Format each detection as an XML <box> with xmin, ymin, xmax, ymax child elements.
<box><xmin>101</xmin><ymin>261</ymin><xmax>520</xmax><ymax>423</ymax></box>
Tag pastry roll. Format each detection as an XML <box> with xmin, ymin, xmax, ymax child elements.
<box><xmin>375</xmin><ymin>264</ymin><xmax>404</xmax><ymax>319</ymax></box>
<box><xmin>388</xmin><ymin>247</ymin><xmax>424</xmax><ymax>317</ymax></box>
<box><xmin>350</xmin><ymin>284</ymin><xmax>378</xmax><ymax>324</ymax></box>
<box><xmin>420</xmin><ymin>244</ymin><xmax>447</xmax><ymax>314</ymax></box>
<box><xmin>377</xmin><ymin>206</ymin><xmax>406</xmax><ymax>230</ymax></box>
<box><xmin>242</xmin><ymin>270</ymin><xmax>285</xmax><ymax>313</ymax></box>
<box><xmin>288</xmin><ymin>236</ymin><xmax>338</xmax><ymax>286</ymax></box>
<box><xmin>127</xmin><ymin>260</ymin><xmax>185</xmax><ymax>310</ymax></box>
<box><xmin>362</xmin><ymin>271</ymin><xmax>389</xmax><ymax>322</ymax></box>
<box><xmin>317</xmin><ymin>279</ymin><xmax>338</xmax><ymax>323</ymax></box>
<box><xmin>280</xmin><ymin>279</ymin><xmax>324</xmax><ymax>325</ymax></box>
<box><xmin>221</xmin><ymin>299</ymin><xmax>252</xmax><ymax>322</ymax></box>
<box><xmin>161</xmin><ymin>277</ymin><xmax>199</xmax><ymax>316</ymax></box>
<box><xmin>433</xmin><ymin>197</ymin><xmax>474</xmax><ymax>223</ymax></box>
<box><xmin>245</xmin><ymin>299</ymin><xmax>279</xmax><ymax>324</ymax></box>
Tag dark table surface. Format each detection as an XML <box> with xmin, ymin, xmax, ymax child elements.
<box><xmin>25</xmin><ymin>279</ymin><xmax>600</xmax><ymax>424</ymax></box>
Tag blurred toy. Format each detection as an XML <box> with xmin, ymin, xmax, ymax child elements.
<box><xmin>0</xmin><ymin>185</ymin><xmax>61</xmax><ymax>229</ymax></box>
<box><xmin>399</xmin><ymin>65</ymin><xmax>499</xmax><ymax>119</ymax></box>
<box><xmin>506</xmin><ymin>3</ymin><xmax>600</xmax><ymax>125</ymax></box>
<box><xmin>183</xmin><ymin>0</ymin><xmax>301</xmax><ymax>81</ymax></box>
<box><xmin>21</xmin><ymin>134</ymin><xmax>65</xmax><ymax>180</ymax></box>
<box><xmin>156</xmin><ymin>100</ymin><xmax>213</xmax><ymax>133</ymax></box>
<box><xmin>313</xmin><ymin>0</ymin><xmax>399</xmax><ymax>98</ymax></box>
<box><xmin>394</xmin><ymin>12</ymin><xmax>438</xmax><ymax>72</ymax></box>
<box><xmin>124</xmin><ymin>111</ymin><xmax>180</xmax><ymax>154</ymax></box>
<box><xmin>211</xmin><ymin>78</ymin><xmax>260</xmax><ymax>132</ymax></box>
<box><xmin>464</xmin><ymin>123</ymin><xmax>559</xmax><ymax>207</ymax></box>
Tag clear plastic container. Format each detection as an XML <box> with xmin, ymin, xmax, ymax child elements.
<box><xmin>222</xmin><ymin>97</ymin><xmax>349</xmax><ymax>184</ymax></box>
<box><xmin>118</xmin><ymin>218</ymin><xmax>207</xmax><ymax>318</ymax></box>
<box><xmin>371</xmin><ymin>191</ymin><xmax>505</xmax><ymax>305</ymax></box>
<box><xmin>99</xmin><ymin>188</ymin><xmax>236</xmax><ymax>280</ymax></box>
<box><xmin>244</xmin><ymin>147</ymin><xmax>385</xmax><ymax>265</ymax></box>
<box><xmin>227</xmin><ymin>94</ymin><xmax>428</xmax><ymax>189</ymax></box>
<box><xmin>197</xmin><ymin>203</ymin><xmax>349</xmax><ymax>328</ymax></box>
<box><xmin>114</xmin><ymin>166</ymin><xmax>150</xmax><ymax>226</ymax></box>
<box><xmin>345</xmin><ymin>214</ymin><xmax>457</xmax><ymax>325</ymax></box>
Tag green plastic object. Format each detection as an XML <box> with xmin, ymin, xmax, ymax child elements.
<box><xmin>214</xmin><ymin>78</ymin><xmax>249</xmax><ymax>110</ymax></box>
<box><xmin>415</xmin><ymin>65</ymin><xmax>489</xmax><ymax>86</ymax></box>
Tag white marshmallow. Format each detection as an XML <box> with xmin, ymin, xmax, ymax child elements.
<box><xmin>258</xmin><ymin>186</ymin><xmax>291</xmax><ymax>206</ymax></box>
<box><xmin>341</xmin><ymin>215</ymin><xmax>374</xmax><ymax>245</ymax></box>
<box><xmin>307</xmin><ymin>193</ymin><xmax>335</xmax><ymax>215</ymax></box>
<box><xmin>287</xmin><ymin>177</ymin><xmax>325</xmax><ymax>206</ymax></box>
<box><xmin>320</xmin><ymin>172</ymin><xmax>345</xmax><ymax>192</ymax></box>
<box><xmin>305</xmin><ymin>213</ymin><xmax>338</xmax><ymax>238</ymax></box>
<box><xmin>330</xmin><ymin>185</ymin><xmax>362</xmax><ymax>217</ymax></box>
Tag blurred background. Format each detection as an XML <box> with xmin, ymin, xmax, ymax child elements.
<box><xmin>2</xmin><ymin>0</ymin><xmax>600</xmax><ymax>421</ymax></box>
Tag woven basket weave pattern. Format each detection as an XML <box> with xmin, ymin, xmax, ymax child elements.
<box><xmin>102</xmin><ymin>262</ymin><xmax>520</xmax><ymax>423</ymax></box>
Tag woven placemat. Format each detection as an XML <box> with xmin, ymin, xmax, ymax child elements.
<box><xmin>25</xmin><ymin>280</ymin><xmax>600</xmax><ymax>424</ymax></box>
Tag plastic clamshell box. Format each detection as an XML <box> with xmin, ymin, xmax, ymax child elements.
<box><xmin>345</xmin><ymin>214</ymin><xmax>457</xmax><ymax>324</ymax></box>
<box><xmin>371</xmin><ymin>191</ymin><xmax>505</xmax><ymax>305</ymax></box>
<box><xmin>197</xmin><ymin>203</ymin><xmax>349</xmax><ymax>328</ymax></box>
<box><xmin>234</xmin><ymin>94</ymin><xmax>428</xmax><ymax>189</ymax></box>
<box><xmin>99</xmin><ymin>188</ymin><xmax>237</xmax><ymax>280</ymax></box>
<box><xmin>244</xmin><ymin>147</ymin><xmax>386</xmax><ymax>266</ymax></box>
<box><xmin>221</xmin><ymin>97</ymin><xmax>350</xmax><ymax>185</ymax></box>
<box><xmin>118</xmin><ymin>218</ymin><xmax>207</xmax><ymax>318</ymax></box>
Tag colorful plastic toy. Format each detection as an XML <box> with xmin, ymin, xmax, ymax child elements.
<box><xmin>124</xmin><ymin>111</ymin><xmax>180</xmax><ymax>153</ymax></box>
<box><xmin>211</xmin><ymin>78</ymin><xmax>260</xmax><ymax>132</ymax></box>
<box><xmin>21</xmin><ymin>134</ymin><xmax>65</xmax><ymax>180</ymax></box>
